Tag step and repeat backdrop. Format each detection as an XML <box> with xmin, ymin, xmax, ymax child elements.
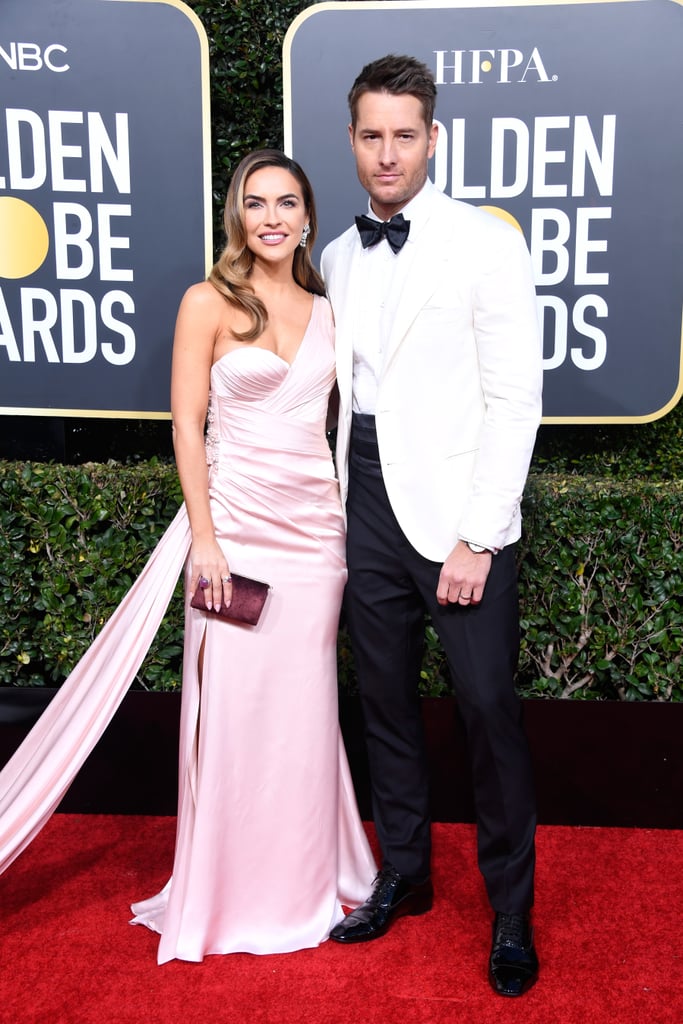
<box><xmin>285</xmin><ymin>0</ymin><xmax>683</xmax><ymax>422</ymax></box>
<box><xmin>1</xmin><ymin>1</ymin><xmax>681</xmax><ymax>423</ymax></box>
<box><xmin>0</xmin><ymin>0</ymin><xmax>211</xmax><ymax>419</ymax></box>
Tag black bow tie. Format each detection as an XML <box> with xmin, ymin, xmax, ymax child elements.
<box><xmin>355</xmin><ymin>212</ymin><xmax>411</xmax><ymax>254</ymax></box>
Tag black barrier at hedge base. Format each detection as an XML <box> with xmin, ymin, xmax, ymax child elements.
<box><xmin>1</xmin><ymin>689</ymin><xmax>681</xmax><ymax>829</ymax></box>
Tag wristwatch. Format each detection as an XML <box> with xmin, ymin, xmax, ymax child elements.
<box><xmin>464</xmin><ymin>540</ymin><xmax>489</xmax><ymax>554</ymax></box>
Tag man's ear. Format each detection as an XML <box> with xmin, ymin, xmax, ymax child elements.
<box><xmin>427</xmin><ymin>121</ymin><xmax>439</xmax><ymax>159</ymax></box>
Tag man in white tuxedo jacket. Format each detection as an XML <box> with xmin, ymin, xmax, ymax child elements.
<box><xmin>321</xmin><ymin>56</ymin><xmax>543</xmax><ymax>997</ymax></box>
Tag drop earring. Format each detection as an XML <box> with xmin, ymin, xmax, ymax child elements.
<box><xmin>300</xmin><ymin>224</ymin><xmax>310</xmax><ymax>248</ymax></box>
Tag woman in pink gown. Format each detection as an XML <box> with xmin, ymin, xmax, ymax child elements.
<box><xmin>0</xmin><ymin>150</ymin><xmax>376</xmax><ymax>962</ymax></box>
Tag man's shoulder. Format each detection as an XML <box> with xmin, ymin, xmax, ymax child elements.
<box><xmin>430</xmin><ymin>188</ymin><xmax>525</xmax><ymax>245</ymax></box>
<box><xmin>322</xmin><ymin>224</ymin><xmax>357</xmax><ymax>262</ymax></box>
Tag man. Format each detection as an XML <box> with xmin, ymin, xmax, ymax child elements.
<box><xmin>321</xmin><ymin>55</ymin><xmax>543</xmax><ymax>997</ymax></box>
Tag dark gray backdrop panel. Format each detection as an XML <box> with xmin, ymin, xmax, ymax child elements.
<box><xmin>286</xmin><ymin>1</ymin><xmax>683</xmax><ymax>421</ymax></box>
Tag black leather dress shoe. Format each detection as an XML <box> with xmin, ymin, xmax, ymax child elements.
<box><xmin>488</xmin><ymin>912</ymin><xmax>539</xmax><ymax>997</ymax></box>
<box><xmin>329</xmin><ymin>866</ymin><xmax>433</xmax><ymax>944</ymax></box>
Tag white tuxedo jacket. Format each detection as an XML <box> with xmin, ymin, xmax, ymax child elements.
<box><xmin>321</xmin><ymin>184</ymin><xmax>543</xmax><ymax>563</ymax></box>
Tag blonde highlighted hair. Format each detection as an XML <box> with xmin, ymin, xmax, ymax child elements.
<box><xmin>208</xmin><ymin>149</ymin><xmax>325</xmax><ymax>341</ymax></box>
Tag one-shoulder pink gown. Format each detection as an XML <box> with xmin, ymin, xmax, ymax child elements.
<box><xmin>0</xmin><ymin>294</ymin><xmax>376</xmax><ymax>963</ymax></box>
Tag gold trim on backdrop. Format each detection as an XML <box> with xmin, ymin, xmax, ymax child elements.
<box><xmin>0</xmin><ymin>407</ymin><xmax>172</xmax><ymax>420</ymax></box>
<box><xmin>282</xmin><ymin>0</ymin><xmax>683</xmax><ymax>425</ymax></box>
<box><xmin>542</xmin><ymin>312</ymin><xmax>683</xmax><ymax>424</ymax></box>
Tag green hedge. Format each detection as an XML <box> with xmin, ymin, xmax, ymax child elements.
<box><xmin>517</xmin><ymin>476</ymin><xmax>682</xmax><ymax>701</ymax></box>
<box><xmin>1</xmin><ymin>461</ymin><xmax>680</xmax><ymax>700</ymax></box>
<box><xmin>0</xmin><ymin>462</ymin><xmax>185</xmax><ymax>692</ymax></box>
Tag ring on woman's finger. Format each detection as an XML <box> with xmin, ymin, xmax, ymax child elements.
<box><xmin>198</xmin><ymin>576</ymin><xmax>210</xmax><ymax>589</ymax></box>
<box><xmin>222</xmin><ymin>575</ymin><xmax>232</xmax><ymax>584</ymax></box>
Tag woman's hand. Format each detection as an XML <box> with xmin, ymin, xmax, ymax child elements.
<box><xmin>189</xmin><ymin>539</ymin><xmax>232</xmax><ymax>612</ymax></box>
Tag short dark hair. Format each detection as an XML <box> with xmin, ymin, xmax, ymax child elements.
<box><xmin>348</xmin><ymin>54</ymin><xmax>437</xmax><ymax>130</ymax></box>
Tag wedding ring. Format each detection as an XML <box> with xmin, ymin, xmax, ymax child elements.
<box><xmin>198</xmin><ymin>576</ymin><xmax>210</xmax><ymax>589</ymax></box>
<box><xmin>222</xmin><ymin>575</ymin><xmax>232</xmax><ymax>583</ymax></box>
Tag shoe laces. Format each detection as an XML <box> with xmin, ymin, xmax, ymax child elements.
<box><xmin>368</xmin><ymin>866</ymin><xmax>401</xmax><ymax>906</ymax></box>
<box><xmin>495</xmin><ymin>913</ymin><xmax>528</xmax><ymax>948</ymax></box>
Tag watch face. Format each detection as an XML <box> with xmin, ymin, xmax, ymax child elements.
<box><xmin>466</xmin><ymin>542</ymin><xmax>486</xmax><ymax>553</ymax></box>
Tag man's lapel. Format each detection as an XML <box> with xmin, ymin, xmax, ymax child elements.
<box><xmin>382</xmin><ymin>208</ymin><xmax>449</xmax><ymax>373</ymax></box>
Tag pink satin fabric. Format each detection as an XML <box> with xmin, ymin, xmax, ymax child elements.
<box><xmin>132</xmin><ymin>295</ymin><xmax>375</xmax><ymax>961</ymax></box>
<box><xmin>0</xmin><ymin>295</ymin><xmax>375</xmax><ymax>962</ymax></box>
<box><xmin>0</xmin><ymin>505</ymin><xmax>191</xmax><ymax>874</ymax></box>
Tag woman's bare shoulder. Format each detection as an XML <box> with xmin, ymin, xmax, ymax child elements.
<box><xmin>179</xmin><ymin>280</ymin><xmax>227</xmax><ymax>314</ymax></box>
<box><xmin>175</xmin><ymin>282</ymin><xmax>236</xmax><ymax>342</ymax></box>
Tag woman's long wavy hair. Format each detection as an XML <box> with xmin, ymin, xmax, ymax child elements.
<box><xmin>208</xmin><ymin>149</ymin><xmax>325</xmax><ymax>341</ymax></box>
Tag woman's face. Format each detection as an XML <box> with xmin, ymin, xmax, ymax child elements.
<box><xmin>242</xmin><ymin>166</ymin><xmax>308</xmax><ymax>266</ymax></box>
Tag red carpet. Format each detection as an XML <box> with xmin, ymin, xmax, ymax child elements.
<box><xmin>1</xmin><ymin>816</ymin><xmax>681</xmax><ymax>1024</ymax></box>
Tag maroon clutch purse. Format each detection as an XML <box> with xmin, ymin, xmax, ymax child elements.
<box><xmin>190</xmin><ymin>573</ymin><xmax>271</xmax><ymax>626</ymax></box>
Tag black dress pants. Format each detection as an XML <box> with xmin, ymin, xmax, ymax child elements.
<box><xmin>345</xmin><ymin>413</ymin><xmax>536</xmax><ymax>914</ymax></box>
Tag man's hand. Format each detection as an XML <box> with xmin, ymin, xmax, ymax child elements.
<box><xmin>436</xmin><ymin>541</ymin><xmax>492</xmax><ymax>606</ymax></box>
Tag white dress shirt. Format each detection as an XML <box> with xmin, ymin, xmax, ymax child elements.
<box><xmin>352</xmin><ymin>181</ymin><xmax>434</xmax><ymax>414</ymax></box>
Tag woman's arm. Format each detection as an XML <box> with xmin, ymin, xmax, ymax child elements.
<box><xmin>170</xmin><ymin>283</ymin><xmax>231</xmax><ymax>612</ymax></box>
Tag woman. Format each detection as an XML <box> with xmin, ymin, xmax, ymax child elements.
<box><xmin>0</xmin><ymin>150</ymin><xmax>376</xmax><ymax>962</ymax></box>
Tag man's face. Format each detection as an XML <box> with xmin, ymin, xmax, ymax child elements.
<box><xmin>349</xmin><ymin>90</ymin><xmax>438</xmax><ymax>221</ymax></box>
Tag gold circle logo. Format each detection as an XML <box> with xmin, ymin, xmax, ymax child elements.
<box><xmin>479</xmin><ymin>205</ymin><xmax>524</xmax><ymax>234</ymax></box>
<box><xmin>0</xmin><ymin>197</ymin><xmax>50</xmax><ymax>279</ymax></box>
